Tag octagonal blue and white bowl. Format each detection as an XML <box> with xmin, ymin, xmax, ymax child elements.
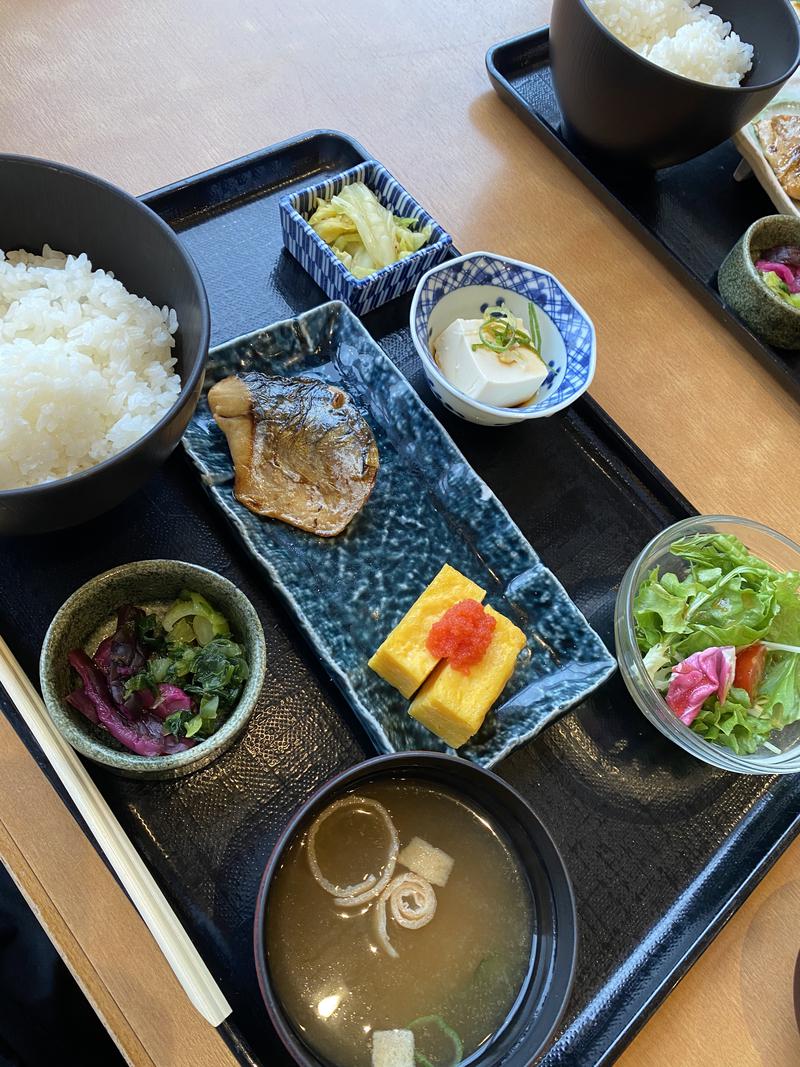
<box><xmin>410</xmin><ymin>251</ymin><xmax>596</xmax><ymax>426</ymax></box>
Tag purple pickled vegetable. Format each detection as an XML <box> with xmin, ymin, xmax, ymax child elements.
<box><xmin>101</xmin><ymin>708</ymin><xmax>196</xmax><ymax>755</ymax></box>
<box><xmin>756</xmin><ymin>260</ymin><xmax>800</xmax><ymax>292</ymax></box>
<box><xmin>93</xmin><ymin>636</ymin><xmax>115</xmax><ymax>674</ymax></box>
<box><xmin>137</xmin><ymin>687</ymin><xmax>157</xmax><ymax>710</ymax></box>
<box><xmin>68</xmin><ymin>649</ymin><xmax>119</xmax><ymax>719</ymax></box>
<box><xmin>108</xmin><ymin>678</ymin><xmax>124</xmax><ymax>707</ymax></box>
<box><xmin>120</xmin><ymin>694</ymin><xmax>142</xmax><ymax>717</ymax></box>
<box><xmin>66</xmin><ymin>688</ymin><xmax>99</xmax><ymax>724</ymax></box>
<box><xmin>116</xmin><ymin>604</ymin><xmax>143</xmax><ymax>631</ymax></box>
<box><xmin>150</xmin><ymin>683</ymin><xmax>193</xmax><ymax>721</ymax></box>
<box><xmin>161</xmin><ymin>732</ymin><xmax>197</xmax><ymax>754</ymax></box>
<box><xmin>94</xmin><ymin>604</ymin><xmax>149</xmax><ymax>706</ymax></box>
<box><xmin>67</xmin><ymin>649</ymin><xmax>195</xmax><ymax>756</ymax></box>
<box><xmin>119</xmin><ymin>685</ymin><xmax>158</xmax><ymax>719</ymax></box>
<box><xmin>763</xmin><ymin>244</ymin><xmax>800</xmax><ymax>270</ymax></box>
<box><xmin>109</xmin><ymin>607</ymin><xmax>147</xmax><ymax>679</ymax></box>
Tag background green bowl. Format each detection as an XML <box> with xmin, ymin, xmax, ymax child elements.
<box><xmin>40</xmin><ymin>560</ymin><xmax>266</xmax><ymax>780</ymax></box>
<box><xmin>718</xmin><ymin>214</ymin><xmax>800</xmax><ymax>350</ymax></box>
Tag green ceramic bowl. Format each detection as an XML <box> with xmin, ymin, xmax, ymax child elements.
<box><xmin>718</xmin><ymin>214</ymin><xmax>800</xmax><ymax>350</ymax></box>
<box><xmin>40</xmin><ymin>560</ymin><xmax>266</xmax><ymax>780</ymax></box>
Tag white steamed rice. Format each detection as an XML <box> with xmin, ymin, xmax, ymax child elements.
<box><xmin>587</xmin><ymin>0</ymin><xmax>754</xmax><ymax>88</ymax></box>
<box><xmin>0</xmin><ymin>245</ymin><xmax>180</xmax><ymax>491</ymax></box>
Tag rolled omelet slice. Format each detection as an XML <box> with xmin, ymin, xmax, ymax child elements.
<box><xmin>368</xmin><ymin>564</ymin><xmax>485</xmax><ymax>698</ymax></box>
<box><xmin>408</xmin><ymin>605</ymin><xmax>526</xmax><ymax>748</ymax></box>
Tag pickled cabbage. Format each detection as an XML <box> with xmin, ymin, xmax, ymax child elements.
<box><xmin>308</xmin><ymin>181</ymin><xmax>432</xmax><ymax>279</ymax></box>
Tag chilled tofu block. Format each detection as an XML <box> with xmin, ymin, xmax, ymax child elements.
<box><xmin>398</xmin><ymin>836</ymin><xmax>454</xmax><ymax>887</ymax></box>
<box><xmin>433</xmin><ymin>318</ymin><xmax>548</xmax><ymax>408</ymax></box>
<box><xmin>372</xmin><ymin>1029</ymin><xmax>415</xmax><ymax>1067</ymax></box>
<box><xmin>408</xmin><ymin>605</ymin><xmax>526</xmax><ymax>748</ymax></box>
<box><xmin>368</xmin><ymin>564</ymin><xmax>486</xmax><ymax>698</ymax></box>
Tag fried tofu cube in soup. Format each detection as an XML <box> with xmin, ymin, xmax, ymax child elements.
<box><xmin>397</xmin><ymin>836</ymin><xmax>454</xmax><ymax>887</ymax></box>
<box><xmin>372</xmin><ymin>1028</ymin><xmax>415</xmax><ymax>1067</ymax></box>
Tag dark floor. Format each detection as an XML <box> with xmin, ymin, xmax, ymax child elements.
<box><xmin>0</xmin><ymin>862</ymin><xmax>124</xmax><ymax>1067</ymax></box>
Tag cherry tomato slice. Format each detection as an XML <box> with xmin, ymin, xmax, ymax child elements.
<box><xmin>733</xmin><ymin>643</ymin><xmax>767</xmax><ymax>701</ymax></box>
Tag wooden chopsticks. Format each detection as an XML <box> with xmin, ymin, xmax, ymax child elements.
<box><xmin>0</xmin><ymin>634</ymin><xmax>232</xmax><ymax>1027</ymax></box>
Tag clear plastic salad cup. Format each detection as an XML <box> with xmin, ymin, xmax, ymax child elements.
<box><xmin>615</xmin><ymin>515</ymin><xmax>800</xmax><ymax>774</ymax></box>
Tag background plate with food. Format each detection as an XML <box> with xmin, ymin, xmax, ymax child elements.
<box><xmin>734</xmin><ymin>4</ymin><xmax>800</xmax><ymax>215</ymax></box>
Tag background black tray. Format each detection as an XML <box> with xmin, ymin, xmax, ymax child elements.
<box><xmin>487</xmin><ymin>28</ymin><xmax>800</xmax><ymax>406</ymax></box>
<box><xmin>2</xmin><ymin>130</ymin><xmax>800</xmax><ymax>1066</ymax></box>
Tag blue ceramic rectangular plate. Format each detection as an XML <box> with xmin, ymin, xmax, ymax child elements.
<box><xmin>183</xmin><ymin>300</ymin><xmax>616</xmax><ymax>766</ymax></box>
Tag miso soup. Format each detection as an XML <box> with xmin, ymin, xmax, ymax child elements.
<box><xmin>266</xmin><ymin>779</ymin><xmax>534</xmax><ymax>1067</ymax></box>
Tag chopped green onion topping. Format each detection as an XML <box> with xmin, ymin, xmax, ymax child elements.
<box><xmin>408</xmin><ymin>1015</ymin><xmax>463</xmax><ymax>1067</ymax></box>
<box><xmin>471</xmin><ymin>303</ymin><xmax>542</xmax><ymax>364</ymax></box>
<box><xmin>528</xmin><ymin>301</ymin><xmax>542</xmax><ymax>352</ymax></box>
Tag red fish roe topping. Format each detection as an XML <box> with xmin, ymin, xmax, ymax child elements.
<box><xmin>426</xmin><ymin>599</ymin><xmax>496</xmax><ymax>674</ymax></box>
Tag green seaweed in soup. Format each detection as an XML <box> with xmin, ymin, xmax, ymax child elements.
<box><xmin>266</xmin><ymin>780</ymin><xmax>534</xmax><ymax>1067</ymax></box>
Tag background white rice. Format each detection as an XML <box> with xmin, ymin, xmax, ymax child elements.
<box><xmin>587</xmin><ymin>0</ymin><xmax>754</xmax><ymax>88</ymax></box>
<box><xmin>0</xmin><ymin>245</ymin><xmax>180</xmax><ymax>491</ymax></box>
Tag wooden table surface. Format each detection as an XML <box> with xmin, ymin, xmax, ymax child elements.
<box><xmin>2</xmin><ymin>0</ymin><xmax>800</xmax><ymax>1064</ymax></box>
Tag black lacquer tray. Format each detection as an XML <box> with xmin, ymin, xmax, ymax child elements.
<box><xmin>1</xmin><ymin>130</ymin><xmax>800</xmax><ymax>1066</ymax></box>
<box><xmin>487</xmin><ymin>28</ymin><xmax>800</xmax><ymax>406</ymax></box>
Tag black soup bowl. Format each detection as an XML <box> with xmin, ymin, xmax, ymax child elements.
<box><xmin>254</xmin><ymin>752</ymin><xmax>577</xmax><ymax>1067</ymax></box>
<box><xmin>549</xmin><ymin>0</ymin><xmax>800</xmax><ymax>169</ymax></box>
<box><xmin>0</xmin><ymin>155</ymin><xmax>210</xmax><ymax>536</ymax></box>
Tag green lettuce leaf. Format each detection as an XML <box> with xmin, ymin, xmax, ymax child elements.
<box><xmin>767</xmin><ymin>572</ymin><xmax>800</xmax><ymax>644</ymax></box>
<box><xmin>673</xmin><ymin>566</ymin><xmax>776</xmax><ymax>654</ymax></box>
<box><xmin>634</xmin><ymin>534</ymin><xmax>800</xmax><ymax>657</ymax></box>
<box><xmin>670</xmin><ymin>533</ymin><xmax>778</xmax><ymax>578</ymax></box>
<box><xmin>632</xmin><ymin>569</ymin><xmax>708</xmax><ymax>649</ymax></box>
<box><xmin>691</xmin><ymin>687</ymin><xmax>774</xmax><ymax>755</ymax></box>
<box><xmin>757</xmin><ymin>652</ymin><xmax>800</xmax><ymax>728</ymax></box>
<box><xmin>673</xmin><ymin>532</ymin><xmax>800</xmax><ymax>645</ymax></box>
<box><xmin>634</xmin><ymin>562</ymin><xmax>775</xmax><ymax>655</ymax></box>
<box><xmin>642</xmin><ymin>641</ymin><xmax>671</xmax><ymax>687</ymax></box>
<box><xmin>674</xmin><ymin>623</ymin><xmax>767</xmax><ymax>656</ymax></box>
<box><xmin>635</xmin><ymin>532</ymin><xmax>800</xmax><ymax>752</ymax></box>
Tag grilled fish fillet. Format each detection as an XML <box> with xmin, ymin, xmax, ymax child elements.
<box><xmin>756</xmin><ymin>114</ymin><xmax>800</xmax><ymax>200</ymax></box>
<box><xmin>207</xmin><ymin>373</ymin><xmax>379</xmax><ymax>536</ymax></box>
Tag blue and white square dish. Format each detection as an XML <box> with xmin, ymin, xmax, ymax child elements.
<box><xmin>280</xmin><ymin>160</ymin><xmax>453</xmax><ymax>316</ymax></box>
<box><xmin>183</xmin><ymin>301</ymin><xmax>616</xmax><ymax>767</ymax></box>
<box><xmin>410</xmin><ymin>251</ymin><xmax>596</xmax><ymax>426</ymax></box>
